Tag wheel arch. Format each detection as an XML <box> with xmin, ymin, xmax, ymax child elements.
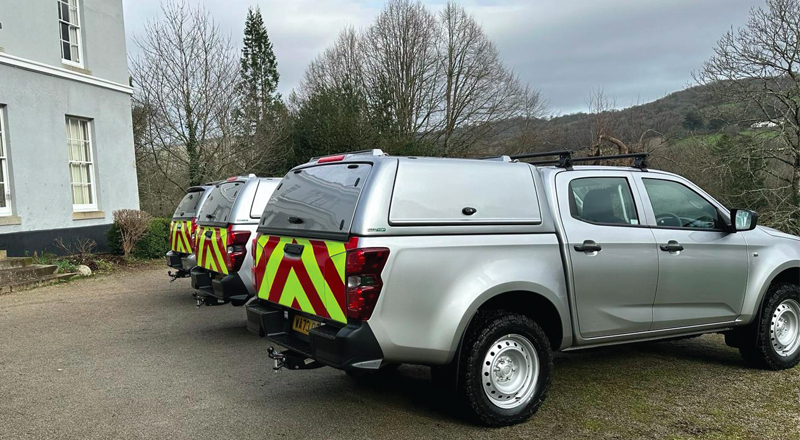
<box><xmin>447</xmin><ymin>283</ymin><xmax>572</xmax><ymax>364</ymax></box>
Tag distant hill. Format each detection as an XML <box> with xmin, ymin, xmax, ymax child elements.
<box><xmin>486</xmin><ymin>82</ymin><xmax>762</xmax><ymax>156</ymax></box>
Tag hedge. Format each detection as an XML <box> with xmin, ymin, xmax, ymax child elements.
<box><xmin>107</xmin><ymin>217</ymin><xmax>171</xmax><ymax>259</ymax></box>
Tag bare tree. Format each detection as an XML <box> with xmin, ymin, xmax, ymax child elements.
<box><xmin>435</xmin><ymin>2</ymin><xmax>544</xmax><ymax>156</ymax></box>
<box><xmin>300</xmin><ymin>27</ymin><xmax>365</xmax><ymax>101</ymax></box>
<box><xmin>696</xmin><ymin>0</ymin><xmax>800</xmax><ymax>227</ymax></box>
<box><xmin>131</xmin><ymin>0</ymin><xmax>255</xmax><ymax>189</ymax></box>
<box><xmin>361</xmin><ymin>0</ymin><xmax>441</xmax><ymax>139</ymax></box>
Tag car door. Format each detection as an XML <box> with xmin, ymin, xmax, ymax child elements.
<box><xmin>632</xmin><ymin>175</ymin><xmax>748</xmax><ymax>330</ymax></box>
<box><xmin>557</xmin><ymin>171</ymin><xmax>659</xmax><ymax>338</ymax></box>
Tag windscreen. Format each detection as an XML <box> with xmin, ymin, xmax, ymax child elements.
<box><xmin>258</xmin><ymin>163</ymin><xmax>372</xmax><ymax>240</ymax></box>
<box><xmin>172</xmin><ymin>189</ymin><xmax>204</xmax><ymax>219</ymax></box>
<box><xmin>197</xmin><ymin>181</ymin><xmax>243</xmax><ymax>225</ymax></box>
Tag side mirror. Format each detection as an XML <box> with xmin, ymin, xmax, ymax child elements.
<box><xmin>730</xmin><ymin>209</ymin><xmax>758</xmax><ymax>232</ymax></box>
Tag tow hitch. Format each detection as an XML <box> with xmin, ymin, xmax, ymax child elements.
<box><xmin>268</xmin><ymin>346</ymin><xmax>324</xmax><ymax>372</ymax></box>
<box><xmin>192</xmin><ymin>292</ymin><xmax>226</xmax><ymax>308</ymax></box>
<box><xmin>167</xmin><ymin>270</ymin><xmax>189</xmax><ymax>282</ymax></box>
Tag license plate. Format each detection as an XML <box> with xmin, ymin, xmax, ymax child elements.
<box><xmin>292</xmin><ymin>315</ymin><xmax>320</xmax><ymax>335</ymax></box>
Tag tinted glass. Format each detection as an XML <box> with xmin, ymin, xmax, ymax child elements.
<box><xmin>259</xmin><ymin>164</ymin><xmax>372</xmax><ymax>240</ymax></box>
<box><xmin>197</xmin><ymin>182</ymin><xmax>242</xmax><ymax>225</ymax></box>
<box><xmin>172</xmin><ymin>189</ymin><xmax>204</xmax><ymax>219</ymax></box>
<box><xmin>642</xmin><ymin>179</ymin><xmax>722</xmax><ymax>229</ymax></box>
<box><xmin>569</xmin><ymin>177</ymin><xmax>639</xmax><ymax>226</ymax></box>
<box><xmin>249</xmin><ymin>181</ymin><xmax>279</xmax><ymax>218</ymax></box>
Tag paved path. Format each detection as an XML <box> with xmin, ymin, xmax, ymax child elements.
<box><xmin>1</xmin><ymin>266</ymin><xmax>798</xmax><ymax>439</ymax></box>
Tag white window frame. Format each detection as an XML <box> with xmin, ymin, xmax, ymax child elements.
<box><xmin>66</xmin><ymin>116</ymin><xmax>97</xmax><ymax>212</ymax></box>
<box><xmin>0</xmin><ymin>107</ymin><xmax>11</xmax><ymax>217</ymax></box>
<box><xmin>58</xmin><ymin>0</ymin><xmax>84</xmax><ymax>68</ymax></box>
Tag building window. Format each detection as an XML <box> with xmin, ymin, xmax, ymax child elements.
<box><xmin>58</xmin><ymin>0</ymin><xmax>83</xmax><ymax>66</ymax></box>
<box><xmin>0</xmin><ymin>107</ymin><xmax>11</xmax><ymax>216</ymax></box>
<box><xmin>66</xmin><ymin>117</ymin><xmax>96</xmax><ymax>211</ymax></box>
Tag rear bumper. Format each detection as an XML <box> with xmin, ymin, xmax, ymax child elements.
<box><xmin>165</xmin><ymin>251</ymin><xmax>186</xmax><ymax>269</ymax></box>
<box><xmin>190</xmin><ymin>267</ymin><xmax>250</xmax><ymax>304</ymax></box>
<box><xmin>245</xmin><ymin>300</ymin><xmax>384</xmax><ymax>370</ymax></box>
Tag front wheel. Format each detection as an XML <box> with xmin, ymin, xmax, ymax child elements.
<box><xmin>740</xmin><ymin>283</ymin><xmax>800</xmax><ymax>370</ymax></box>
<box><xmin>458</xmin><ymin>311</ymin><xmax>553</xmax><ymax>427</ymax></box>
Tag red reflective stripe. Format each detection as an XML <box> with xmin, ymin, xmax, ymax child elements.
<box><xmin>254</xmin><ymin>236</ymin><xmax>280</xmax><ymax>292</ymax></box>
<box><xmin>267</xmin><ymin>240</ymin><xmax>327</xmax><ymax>317</ymax></box>
<box><xmin>310</xmin><ymin>240</ymin><xmax>345</xmax><ymax>313</ymax></box>
<box><xmin>345</xmin><ymin>236</ymin><xmax>359</xmax><ymax>250</ymax></box>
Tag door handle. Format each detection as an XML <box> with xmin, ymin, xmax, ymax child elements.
<box><xmin>660</xmin><ymin>240</ymin><xmax>684</xmax><ymax>252</ymax></box>
<box><xmin>284</xmin><ymin>243</ymin><xmax>304</xmax><ymax>257</ymax></box>
<box><xmin>574</xmin><ymin>240</ymin><xmax>602</xmax><ymax>253</ymax></box>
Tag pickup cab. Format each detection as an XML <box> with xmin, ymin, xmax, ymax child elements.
<box><xmin>245</xmin><ymin>149</ymin><xmax>800</xmax><ymax>426</ymax></box>
<box><xmin>190</xmin><ymin>175</ymin><xmax>280</xmax><ymax>307</ymax></box>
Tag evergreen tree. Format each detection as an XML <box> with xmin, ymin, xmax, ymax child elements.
<box><xmin>238</xmin><ymin>6</ymin><xmax>280</xmax><ymax>129</ymax></box>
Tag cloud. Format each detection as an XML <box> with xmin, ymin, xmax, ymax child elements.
<box><xmin>123</xmin><ymin>0</ymin><xmax>763</xmax><ymax>114</ymax></box>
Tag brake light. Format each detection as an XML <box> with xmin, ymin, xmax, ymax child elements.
<box><xmin>318</xmin><ymin>155</ymin><xmax>345</xmax><ymax>163</ymax></box>
<box><xmin>345</xmin><ymin>247</ymin><xmax>389</xmax><ymax>321</ymax></box>
<box><xmin>190</xmin><ymin>218</ymin><xmax>199</xmax><ymax>252</ymax></box>
<box><xmin>225</xmin><ymin>225</ymin><xmax>251</xmax><ymax>272</ymax></box>
<box><xmin>226</xmin><ymin>176</ymin><xmax>239</xmax><ymax>182</ymax></box>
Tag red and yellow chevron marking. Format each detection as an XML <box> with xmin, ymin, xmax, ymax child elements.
<box><xmin>169</xmin><ymin>220</ymin><xmax>193</xmax><ymax>254</ymax></box>
<box><xmin>252</xmin><ymin>235</ymin><xmax>357</xmax><ymax>323</ymax></box>
<box><xmin>196</xmin><ymin>226</ymin><xmax>229</xmax><ymax>275</ymax></box>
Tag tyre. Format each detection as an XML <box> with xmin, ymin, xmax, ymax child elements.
<box><xmin>458</xmin><ymin>310</ymin><xmax>553</xmax><ymax>427</ymax></box>
<box><xmin>739</xmin><ymin>283</ymin><xmax>800</xmax><ymax>370</ymax></box>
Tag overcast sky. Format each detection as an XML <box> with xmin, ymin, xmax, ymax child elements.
<box><xmin>122</xmin><ymin>0</ymin><xmax>764</xmax><ymax>115</ymax></box>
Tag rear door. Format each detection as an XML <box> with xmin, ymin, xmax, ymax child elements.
<box><xmin>253</xmin><ymin>162</ymin><xmax>372</xmax><ymax>324</ymax></box>
<box><xmin>557</xmin><ymin>171</ymin><xmax>659</xmax><ymax>338</ymax></box>
<box><xmin>170</xmin><ymin>190</ymin><xmax>203</xmax><ymax>253</ymax></box>
<box><xmin>195</xmin><ymin>181</ymin><xmax>243</xmax><ymax>275</ymax></box>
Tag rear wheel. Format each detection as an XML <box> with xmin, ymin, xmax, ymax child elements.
<box><xmin>740</xmin><ymin>284</ymin><xmax>800</xmax><ymax>370</ymax></box>
<box><xmin>458</xmin><ymin>311</ymin><xmax>553</xmax><ymax>427</ymax></box>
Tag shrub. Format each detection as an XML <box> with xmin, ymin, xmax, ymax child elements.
<box><xmin>106</xmin><ymin>223</ymin><xmax>123</xmax><ymax>255</ymax></box>
<box><xmin>133</xmin><ymin>217</ymin><xmax>171</xmax><ymax>259</ymax></box>
<box><xmin>113</xmin><ymin>209</ymin><xmax>153</xmax><ymax>256</ymax></box>
<box><xmin>107</xmin><ymin>217</ymin><xmax>171</xmax><ymax>259</ymax></box>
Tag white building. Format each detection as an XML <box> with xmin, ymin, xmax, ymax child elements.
<box><xmin>0</xmin><ymin>0</ymin><xmax>139</xmax><ymax>256</ymax></box>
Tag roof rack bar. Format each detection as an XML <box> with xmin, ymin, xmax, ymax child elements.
<box><xmin>569</xmin><ymin>152</ymin><xmax>649</xmax><ymax>169</ymax></box>
<box><xmin>508</xmin><ymin>150</ymin><xmax>573</xmax><ymax>160</ymax></box>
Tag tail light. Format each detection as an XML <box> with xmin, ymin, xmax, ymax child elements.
<box><xmin>345</xmin><ymin>247</ymin><xmax>390</xmax><ymax>321</ymax></box>
<box><xmin>190</xmin><ymin>218</ymin><xmax>199</xmax><ymax>252</ymax></box>
<box><xmin>251</xmin><ymin>235</ymin><xmax>260</xmax><ymax>293</ymax></box>
<box><xmin>225</xmin><ymin>225</ymin><xmax>251</xmax><ymax>272</ymax></box>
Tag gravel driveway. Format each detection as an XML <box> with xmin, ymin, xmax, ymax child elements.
<box><xmin>1</xmin><ymin>266</ymin><xmax>798</xmax><ymax>440</ymax></box>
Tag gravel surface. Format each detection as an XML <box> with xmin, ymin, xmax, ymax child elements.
<box><xmin>1</xmin><ymin>266</ymin><xmax>799</xmax><ymax>440</ymax></box>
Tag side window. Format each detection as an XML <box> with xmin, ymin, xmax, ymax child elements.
<box><xmin>569</xmin><ymin>177</ymin><xmax>639</xmax><ymax>226</ymax></box>
<box><xmin>642</xmin><ymin>179</ymin><xmax>722</xmax><ymax>230</ymax></box>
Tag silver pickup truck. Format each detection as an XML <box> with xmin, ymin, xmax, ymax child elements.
<box><xmin>245</xmin><ymin>149</ymin><xmax>800</xmax><ymax>426</ymax></box>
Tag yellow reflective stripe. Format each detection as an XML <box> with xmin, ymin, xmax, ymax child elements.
<box><xmin>214</xmin><ymin>228</ymin><xmax>229</xmax><ymax>275</ymax></box>
<box><xmin>262</xmin><ymin>237</ymin><xmax>290</xmax><ymax>299</ymax></box>
<box><xmin>325</xmin><ymin>241</ymin><xmax>347</xmax><ymax>283</ymax></box>
<box><xmin>279</xmin><ymin>270</ymin><xmax>315</xmax><ymax>313</ymax></box>
<box><xmin>298</xmin><ymin>239</ymin><xmax>346</xmax><ymax>322</ymax></box>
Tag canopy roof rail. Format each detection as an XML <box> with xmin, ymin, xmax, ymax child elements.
<box><xmin>310</xmin><ymin>149</ymin><xmax>385</xmax><ymax>162</ymax></box>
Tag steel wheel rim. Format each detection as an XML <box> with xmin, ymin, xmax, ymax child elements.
<box><xmin>771</xmin><ymin>299</ymin><xmax>800</xmax><ymax>358</ymax></box>
<box><xmin>481</xmin><ymin>334</ymin><xmax>539</xmax><ymax>409</ymax></box>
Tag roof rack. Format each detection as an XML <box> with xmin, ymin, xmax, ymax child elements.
<box><xmin>500</xmin><ymin>149</ymin><xmax>649</xmax><ymax>170</ymax></box>
<box><xmin>509</xmin><ymin>150</ymin><xmax>574</xmax><ymax>168</ymax></box>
